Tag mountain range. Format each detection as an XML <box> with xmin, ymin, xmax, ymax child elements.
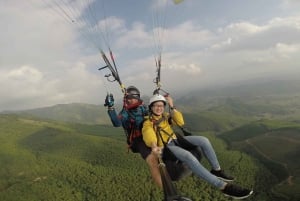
<box><xmin>1</xmin><ymin>78</ymin><xmax>299</xmax><ymax>200</ymax></box>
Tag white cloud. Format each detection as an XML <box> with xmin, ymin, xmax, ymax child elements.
<box><xmin>165</xmin><ymin>21</ymin><xmax>214</xmax><ymax>49</ymax></box>
<box><xmin>7</xmin><ymin>66</ymin><xmax>43</xmax><ymax>83</ymax></box>
<box><xmin>115</xmin><ymin>22</ymin><xmax>152</xmax><ymax>49</ymax></box>
<box><xmin>1</xmin><ymin>1</ymin><xmax>300</xmax><ymax>111</ymax></box>
<box><xmin>209</xmin><ymin>15</ymin><xmax>300</xmax><ymax>53</ymax></box>
<box><xmin>275</xmin><ymin>43</ymin><xmax>300</xmax><ymax>55</ymax></box>
<box><xmin>166</xmin><ymin>63</ymin><xmax>202</xmax><ymax>75</ymax></box>
<box><xmin>281</xmin><ymin>0</ymin><xmax>300</xmax><ymax>8</ymax></box>
<box><xmin>219</xmin><ymin>21</ymin><xmax>265</xmax><ymax>41</ymax></box>
<box><xmin>0</xmin><ymin>62</ymin><xmax>103</xmax><ymax>111</ymax></box>
<box><xmin>0</xmin><ymin>1</ymin><xmax>106</xmax><ymax>110</ymax></box>
<box><xmin>0</xmin><ymin>1</ymin><xmax>79</xmax><ymax>69</ymax></box>
<box><xmin>0</xmin><ymin>66</ymin><xmax>44</xmax><ymax>107</ymax></box>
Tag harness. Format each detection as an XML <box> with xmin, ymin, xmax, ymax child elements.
<box><xmin>151</xmin><ymin>114</ymin><xmax>175</xmax><ymax>145</ymax></box>
<box><xmin>151</xmin><ymin>113</ymin><xmax>198</xmax><ymax>159</ymax></box>
<box><xmin>123</xmin><ymin>104</ymin><xmax>148</xmax><ymax>152</ymax></box>
<box><xmin>151</xmin><ymin>113</ymin><xmax>202</xmax><ymax>181</ymax></box>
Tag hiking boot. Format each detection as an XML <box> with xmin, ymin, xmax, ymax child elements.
<box><xmin>211</xmin><ymin>169</ymin><xmax>234</xmax><ymax>182</ymax></box>
<box><xmin>222</xmin><ymin>183</ymin><xmax>253</xmax><ymax>199</ymax></box>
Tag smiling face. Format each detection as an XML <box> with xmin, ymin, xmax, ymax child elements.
<box><xmin>151</xmin><ymin>101</ymin><xmax>165</xmax><ymax>116</ymax></box>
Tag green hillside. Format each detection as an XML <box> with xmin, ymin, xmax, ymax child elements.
<box><xmin>3</xmin><ymin>79</ymin><xmax>300</xmax><ymax>133</ymax></box>
<box><xmin>220</xmin><ymin>120</ymin><xmax>300</xmax><ymax>200</ymax></box>
<box><xmin>183</xmin><ymin>79</ymin><xmax>300</xmax><ymax>98</ymax></box>
<box><xmin>177</xmin><ymin>79</ymin><xmax>300</xmax><ymax>127</ymax></box>
<box><xmin>0</xmin><ymin>114</ymin><xmax>160</xmax><ymax>201</ymax></box>
<box><xmin>1</xmin><ymin>79</ymin><xmax>300</xmax><ymax>200</ymax></box>
<box><xmin>3</xmin><ymin>103</ymin><xmax>111</xmax><ymax>125</ymax></box>
<box><xmin>0</xmin><ymin>114</ymin><xmax>273</xmax><ymax>201</ymax></box>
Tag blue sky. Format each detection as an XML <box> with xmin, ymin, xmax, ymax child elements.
<box><xmin>0</xmin><ymin>0</ymin><xmax>300</xmax><ymax>111</ymax></box>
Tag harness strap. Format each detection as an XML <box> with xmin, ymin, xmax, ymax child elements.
<box><xmin>152</xmin><ymin>114</ymin><xmax>174</xmax><ymax>145</ymax></box>
<box><xmin>151</xmin><ymin>113</ymin><xmax>198</xmax><ymax>153</ymax></box>
<box><xmin>124</xmin><ymin>105</ymin><xmax>147</xmax><ymax>151</ymax></box>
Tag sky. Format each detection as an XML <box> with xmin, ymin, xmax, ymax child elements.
<box><xmin>1</xmin><ymin>0</ymin><xmax>300</xmax><ymax>111</ymax></box>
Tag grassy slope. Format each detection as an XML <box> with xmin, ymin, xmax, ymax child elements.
<box><xmin>0</xmin><ymin>114</ymin><xmax>157</xmax><ymax>201</ymax></box>
<box><xmin>2</xmin><ymin>79</ymin><xmax>300</xmax><ymax>200</ymax></box>
<box><xmin>3</xmin><ymin>103</ymin><xmax>111</xmax><ymax>125</ymax></box>
<box><xmin>0</xmin><ymin>114</ymin><xmax>266</xmax><ymax>201</ymax></box>
<box><xmin>220</xmin><ymin>120</ymin><xmax>300</xmax><ymax>200</ymax></box>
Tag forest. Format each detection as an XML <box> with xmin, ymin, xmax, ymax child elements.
<box><xmin>1</xmin><ymin>113</ymin><xmax>297</xmax><ymax>201</ymax></box>
<box><xmin>1</xmin><ymin>80</ymin><xmax>300</xmax><ymax>201</ymax></box>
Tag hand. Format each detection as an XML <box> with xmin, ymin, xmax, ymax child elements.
<box><xmin>164</xmin><ymin>95</ymin><xmax>174</xmax><ymax>108</ymax></box>
<box><xmin>104</xmin><ymin>93</ymin><xmax>114</xmax><ymax>107</ymax></box>
<box><xmin>152</xmin><ymin>146</ymin><xmax>163</xmax><ymax>156</ymax></box>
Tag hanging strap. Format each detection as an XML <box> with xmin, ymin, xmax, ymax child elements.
<box><xmin>124</xmin><ymin>105</ymin><xmax>148</xmax><ymax>152</ymax></box>
<box><xmin>153</xmin><ymin>113</ymin><xmax>198</xmax><ymax>152</ymax></box>
<box><xmin>152</xmin><ymin>114</ymin><xmax>175</xmax><ymax>146</ymax></box>
<box><xmin>152</xmin><ymin>115</ymin><xmax>178</xmax><ymax>162</ymax></box>
<box><xmin>167</xmin><ymin>107</ymin><xmax>192</xmax><ymax>137</ymax></box>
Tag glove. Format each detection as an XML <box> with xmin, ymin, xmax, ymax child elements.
<box><xmin>104</xmin><ymin>93</ymin><xmax>114</xmax><ymax>107</ymax></box>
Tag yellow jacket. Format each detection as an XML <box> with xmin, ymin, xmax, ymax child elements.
<box><xmin>142</xmin><ymin>110</ymin><xmax>184</xmax><ymax>147</ymax></box>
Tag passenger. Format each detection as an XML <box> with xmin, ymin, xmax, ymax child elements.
<box><xmin>142</xmin><ymin>94</ymin><xmax>253</xmax><ymax>199</ymax></box>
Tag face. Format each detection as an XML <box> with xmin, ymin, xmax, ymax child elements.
<box><xmin>151</xmin><ymin>101</ymin><xmax>165</xmax><ymax>115</ymax></box>
<box><xmin>126</xmin><ymin>97</ymin><xmax>139</xmax><ymax>105</ymax></box>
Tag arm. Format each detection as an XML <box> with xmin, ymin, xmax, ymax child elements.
<box><xmin>105</xmin><ymin>93</ymin><xmax>121</xmax><ymax>127</ymax></box>
<box><xmin>142</xmin><ymin>119</ymin><xmax>164</xmax><ymax>156</ymax></box>
<box><xmin>142</xmin><ymin>119</ymin><xmax>158</xmax><ymax>148</ymax></box>
<box><xmin>171</xmin><ymin>110</ymin><xmax>184</xmax><ymax>127</ymax></box>
<box><xmin>107</xmin><ymin>107</ymin><xmax>121</xmax><ymax>127</ymax></box>
<box><xmin>165</xmin><ymin>95</ymin><xmax>184</xmax><ymax>126</ymax></box>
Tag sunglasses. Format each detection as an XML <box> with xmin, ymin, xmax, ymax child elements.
<box><xmin>125</xmin><ymin>94</ymin><xmax>140</xmax><ymax>99</ymax></box>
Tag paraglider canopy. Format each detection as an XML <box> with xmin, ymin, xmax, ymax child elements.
<box><xmin>173</xmin><ymin>0</ymin><xmax>185</xmax><ymax>4</ymax></box>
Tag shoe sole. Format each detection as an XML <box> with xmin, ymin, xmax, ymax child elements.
<box><xmin>224</xmin><ymin>190</ymin><xmax>253</xmax><ymax>200</ymax></box>
<box><xmin>216</xmin><ymin>176</ymin><xmax>234</xmax><ymax>182</ymax></box>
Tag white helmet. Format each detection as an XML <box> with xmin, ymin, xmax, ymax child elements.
<box><xmin>149</xmin><ymin>94</ymin><xmax>166</xmax><ymax>106</ymax></box>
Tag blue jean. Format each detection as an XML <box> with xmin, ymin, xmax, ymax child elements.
<box><xmin>167</xmin><ymin>135</ymin><xmax>226</xmax><ymax>189</ymax></box>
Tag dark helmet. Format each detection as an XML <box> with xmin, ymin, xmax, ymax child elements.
<box><xmin>126</xmin><ymin>86</ymin><xmax>140</xmax><ymax>99</ymax></box>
